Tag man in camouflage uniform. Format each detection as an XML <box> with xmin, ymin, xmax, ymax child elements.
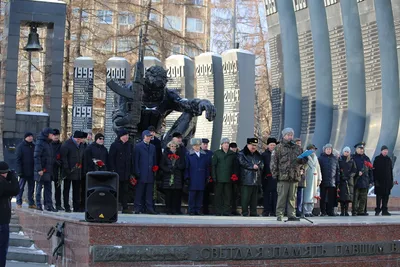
<box><xmin>271</xmin><ymin>128</ymin><xmax>308</xmax><ymax>221</ymax></box>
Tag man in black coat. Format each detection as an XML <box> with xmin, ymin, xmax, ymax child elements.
<box><xmin>229</xmin><ymin>142</ymin><xmax>241</xmax><ymax>216</ymax></box>
<box><xmin>262</xmin><ymin>138</ymin><xmax>278</xmax><ymax>216</ymax></box>
<box><xmin>0</xmin><ymin>162</ymin><xmax>19</xmax><ymax>267</ymax></box>
<box><xmin>15</xmin><ymin>132</ymin><xmax>35</xmax><ymax>209</ymax></box>
<box><xmin>373</xmin><ymin>145</ymin><xmax>394</xmax><ymax>216</ymax></box>
<box><xmin>148</xmin><ymin>126</ymin><xmax>162</xmax><ymax>165</ymax></box>
<box><xmin>51</xmin><ymin>129</ymin><xmax>63</xmax><ymax>211</ymax></box>
<box><xmin>34</xmin><ymin>127</ymin><xmax>57</xmax><ymax>212</ymax></box>
<box><xmin>60</xmin><ymin>130</ymin><xmax>87</xmax><ymax>212</ymax></box>
<box><xmin>109</xmin><ymin>129</ymin><xmax>135</xmax><ymax>214</ymax></box>
<box><xmin>82</xmin><ymin>133</ymin><xmax>108</xmax><ymax>209</ymax></box>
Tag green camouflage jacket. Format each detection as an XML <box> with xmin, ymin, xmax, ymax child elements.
<box><xmin>271</xmin><ymin>139</ymin><xmax>307</xmax><ymax>182</ymax></box>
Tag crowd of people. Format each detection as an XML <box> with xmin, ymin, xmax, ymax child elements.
<box><xmin>6</xmin><ymin>125</ymin><xmax>397</xmax><ymax>219</ymax></box>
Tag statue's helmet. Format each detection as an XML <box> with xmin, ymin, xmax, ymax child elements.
<box><xmin>145</xmin><ymin>66</ymin><xmax>168</xmax><ymax>89</ymax></box>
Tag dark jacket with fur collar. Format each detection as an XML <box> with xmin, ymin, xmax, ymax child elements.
<box><xmin>237</xmin><ymin>146</ymin><xmax>264</xmax><ymax>186</ymax></box>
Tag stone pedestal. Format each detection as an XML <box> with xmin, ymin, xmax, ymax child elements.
<box><xmin>194</xmin><ymin>52</ymin><xmax>224</xmax><ymax>151</ymax></box>
<box><xmin>221</xmin><ymin>49</ymin><xmax>255</xmax><ymax>148</ymax></box>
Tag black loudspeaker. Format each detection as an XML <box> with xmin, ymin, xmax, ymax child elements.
<box><xmin>85</xmin><ymin>171</ymin><xmax>119</xmax><ymax>223</ymax></box>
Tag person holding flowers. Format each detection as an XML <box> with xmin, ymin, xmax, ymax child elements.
<box><xmin>211</xmin><ymin>137</ymin><xmax>237</xmax><ymax>216</ymax></box>
<box><xmin>60</xmin><ymin>130</ymin><xmax>87</xmax><ymax>212</ymax></box>
<box><xmin>160</xmin><ymin>141</ymin><xmax>185</xmax><ymax>214</ymax></box>
<box><xmin>84</xmin><ymin>133</ymin><xmax>108</xmax><ymax>173</ymax></box>
<box><xmin>34</xmin><ymin>127</ymin><xmax>56</xmax><ymax>212</ymax></box>
<box><xmin>303</xmin><ymin>144</ymin><xmax>322</xmax><ymax>217</ymax></box>
<box><xmin>352</xmin><ymin>142</ymin><xmax>373</xmax><ymax>216</ymax></box>
<box><xmin>51</xmin><ymin>129</ymin><xmax>63</xmax><ymax>211</ymax></box>
<box><xmin>134</xmin><ymin>130</ymin><xmax>158</xmax><ymax>214</ymax></box>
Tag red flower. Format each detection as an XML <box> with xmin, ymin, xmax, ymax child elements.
<box><xmin>209</xmin><ymin>177</ymin><xmax>213</xmax><ymax>183</ymax></box>
<box><xmin>129</xmin><ymin>177</ymin><xmax>137</xmax><ymax>187</ymax></box>
<box><xmin>96</xmin><ymin>160</ymin><xmax>105</xmax><ymax>167</ymax></box>
<box><xmin>364</xmin><ymin>161</ymin><xmax>373</xmax><ymax>169</ymax></box>
<box><xmin>152</xmin><ymin>166</ymin><xmax>159</xmax><ymax>172</ymax></box>
<box><xmin>231</xmin><ymin>174</ymin><xmax>239</xmax><ymax>182</ymax></box>
<box><xmin>395</xmin><ymin>180</ymin><xmax>399</xmax><ymax>185</ymax></box>
<box><xmin>76</xmin><ymin>163</ymin><xmax>82</xmax><ymax>169</ymax></box>
<box><xmin>56</xmin><ymin>154</ymin><xmax>61</xmax><ymax>160</ymax></box>
<box><xmin>43</xmin><ymin>168</ymin><xmax>47</xmax><ymax>173</ymax></box>
<box><xmin>314</xmin><ymin>196</ymin><xmax>321</xmax><ymax>200</ymax></box>
<box><xmin>168</xmin><ymin>154</ymin><xmax>180</xmax><ymax>160</ymax></box>
<box><xmin>266</xmin><ymin>174</ymin><xmax>272</xmax><ymax>177</ymax></box>
<box><xmin>337</xmin><ymin>189</ymin><xmax>340</xmax><ymax>193</ymax></box>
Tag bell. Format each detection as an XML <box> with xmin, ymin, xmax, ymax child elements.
<box><xmin>24</xmin><ymin>25</ymin><xmax>43</xmax><ymax>52</ymax></box>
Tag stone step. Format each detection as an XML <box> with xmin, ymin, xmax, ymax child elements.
<box><xmin>11</xmin><ymin>215</ymin><xmax>19</xmax><ymax>224</ymax></box>
<box><xmin>9</xmin><ymin>233</ymin><xmax>33</xmax><ymax>247</ymax></box>
<box><xmin>6</xmin><ymin>246</ymin><xmax>48</xmax><ymax>264</ymax></box>
<box><xmin>6</xmin><ymin>261</ymin><xmax>49</xmax><ymax>267</ymax></box>
<box><xmin>10</xmin><ymin>224</ymin><xmax>22</xmax><ymax>233</ymax></box>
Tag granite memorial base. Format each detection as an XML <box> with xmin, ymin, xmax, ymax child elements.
<box><xmin>15</xmin><ymin>205</ymin><xmax>400</xmax><ymax>267</ymax></box>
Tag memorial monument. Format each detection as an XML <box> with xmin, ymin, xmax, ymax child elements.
<box><xmin>104</xmin><ymin>57</ymin><xmax>131</xmax><ymax>148</ymax></box>
<box><xmin>194</xmin><ymin>52</ymin><xmax>224</xmax><ymax>151</ymax></box>
<box><xmin>0</xmin><ymin>0</ymin><xmax>66</xmax><ymax>164</ymax></box>
<box><xmin>221</xmin><ymin>49</ymin><xmax>255</xmax><ymax>148</ymax></box>
<box><xmin>71</xmin><ymin>57</ymin><xmax>94</xmax><ymax>134</ymax></box>
<box><xmin>107</xmin><ymin>34</ymin><xmax>217</xmax><ymax>146</ymax></box>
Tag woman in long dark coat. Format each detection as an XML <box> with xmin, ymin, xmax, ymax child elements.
<box><xmin>338</xmin><ymin>147</ymin><xmax>357</xmax><ymax>216</ymax></box>
<box><xmin>160</xmin><ymin>141</ymin><xmax>186</xmax><ymax>214</ymax></box>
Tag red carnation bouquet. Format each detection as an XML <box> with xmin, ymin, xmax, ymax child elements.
<box><xmin>129</xmin><ymin>176</ymin><xmax>138</xmax><ymax>187</ymax></box>
<box><xmin>364</xmin><ymin>160</ymin><xmax>373</xmax><ymax>170</ymax></box>
<box><xmin>152</xmin><ymin>165</ymin><xmax>159</xmax><ymax>172</ymax></box>
<box><xmin>59</xmin><ymin>162</ymin><xmax>82</xmax><ymax>186</ymax></box>
<box><xmin>42</xmin><ymin>168</ymin><xmax>47</xmax><ymax>173</ymax></box>
<box><xmin>76</xmin><ymin>163</ymin><xmax>83</xmax><ymax>169</ymax></box>
<box><xmin>208</xmin><ymin>176</ymin><xmax>214</xmax><ymax>183</ymax></box>
<box><xmin>93</xmin><ymin>159</ymin><xmax>105</xmax><ymax>171</ymax></box>
<box><xmin>314</xmin><ymin>195</ymin><xmax>321</xmax><ymax>200</ymax></box>
<box><xmin>168</xmin><ymin>153</ymin><xmax>180</xmax><ymax>186</ymax></box>
<box><xmin>231</xmin><ymin>174</ymin><xmax>239</xmax><ymax>182</ymax></box>
<box><xmin>394</xmin><ymin>180</ymin><xmax>399</xmax><ymax>186</ymax></box>
<box><xmin>56</xmin><ymin>154</ymin><xmax>61</xmax><ymax>160</ymax></box>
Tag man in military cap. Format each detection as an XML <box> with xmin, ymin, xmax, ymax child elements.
<box><xmin>352</xmin><ymin>142</ymin><xmax>373</xmax><ymax>216</ymax></box>
<box><xmin>237</xmin><ymin>138</ymin><xmax>263</xmax><ymax>216</ymax></box>
<box><xmin>271</xmin><ymin>128</ymin><xmax>308</xmax><ymax>221</ymax></box>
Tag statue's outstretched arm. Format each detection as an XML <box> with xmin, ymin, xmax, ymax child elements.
<box><xmin>168</xmin><ymin>89</ymin><xmax>216</xmax><ymax>122</ymax></box>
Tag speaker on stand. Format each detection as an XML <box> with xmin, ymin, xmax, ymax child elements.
<box><xmin>85</xmin><ymin>171</ymin><xmax>119</xmax><ymax>223</ymax></box>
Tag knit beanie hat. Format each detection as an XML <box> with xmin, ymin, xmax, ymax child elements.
<box><xmin>281</xmin><ymin>128</ymin><xmax>294</xmax><ymax>137</ymax></box>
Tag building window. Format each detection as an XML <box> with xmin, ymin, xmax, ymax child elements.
<box><xmin>99</xmin><ymin>40</ymin><xmax>112</xmax><ymax>51</ymax></box>
<box><xmin>164</xmin><ymin>16</ymin><xmax>182</xmax><ymax>31</ymax></box>
<box><xmin>185</xmin><ymin>46</ymin><xmax>198</xmax><ymax>58</ymax></box>
<box><xmin>117</xmin><ymin>38</ymin><xmax>134</xmax><ymax>52</ymax></box>
<box><xmin>150</xmin><ymin>13</ymin><xmax>161</xmax><ymax>24</ymax></box>
<box><xmin>187</xmin><ymin>18</ymin><xmax>204</xmax><ymax>33</ymax></box>
<box><xmin>192</xmin><ymin>0</ymin><xmax>204</xmax><ymax>6</ymax></box>
<box><xmin>119</xmin><ymin>12</ymin><xmax>135</xmax><ymax>26</ymax></box>
<box><xmin>265</xmin><ymin>0</ymin><xmax>277</xmax><ymax>16</ymax></box>
<box><xmin>293</xmin><ymin>0</ymin><xmax>307</xmax><ymax>11</ymax></box>
<box><xmin>324</xmin><ymin>0</ymin><xmax>338</xmax><ymax>6</ymax></box>
<box><xmin>97</xmin><ymin>10</ymin><xmax>113</xmax><ymax>24</ymax></box>
<box><xmin>172</xmin><ymin>45</ymin><xmax>181</xmax><ymax>54</ymax></box>
<box><xmin>146</xmin><ymin>39</ymin><xmax>160</xmax><ymax>55</ymax></box>
<box><xmin>73</xmin><ymin>8</ymin><xmax>89</xmax><ymax>22</ymax></box>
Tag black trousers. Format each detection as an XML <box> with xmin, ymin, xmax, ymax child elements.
<box><xmin>119</xmin><ymin>181</ymin><xmax>129</xmax><ymax>210</ymax></box>
<box><xmin>53</xmin><ymin>181</ymin><xmax>62</xmax><ymax>207</ymax></box>
<box><xmin>174</xmin><ymin>189</ymin><xmax>183</xmax><ymax>214</ymax></box>
<box><xmin>376</xmin><ymin>194</ymin><xmax>390</xmax><ymax>212</ymax></box>
<box><xmin>63</xmin><ymin>180</ymin><xmax>81</xmax><ymax>211</ymax></box>
<box><xmin>231</xmin><ymin>183</ymin><xmax>239</xmax><ymax>213</ymax></box>
<box><xmin>165</xmin><ymin>189</ymin><xmax>181</xmax><ymax>214</ymax></box>
<box><xmin>80</xmin><ymin>177</ymin><xmax>86</xmax><ymax>209</ymax></box>
<box><xmin>202</xmin><ymin>183</ymin><xmax>213</xmax><ymax>215</ymax></box>
<box><xmin>320</xmin><ymin>186</ymin><xmax>336</xmax><ymax>215</ymax></box>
